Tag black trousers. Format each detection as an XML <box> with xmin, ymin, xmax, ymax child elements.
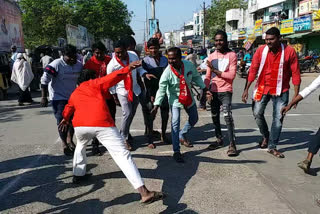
<box><xmin>308</xmin><ymin>128</ymin><xmax>320</xmax><ymax>154</ymax></box>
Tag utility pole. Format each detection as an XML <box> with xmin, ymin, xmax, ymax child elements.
<box><xmin>151</xmin><ymin>0</ymin><xmax>155</xmax><ymax>19</ymax></box>
<box><xmin>146</xmin><ymin>0</ymin><xmax>148</xmax><ymax>40</ymax></box>
<box><xmin>203</xmin><ymin>1</ymin><xmax>206</xmax><ymax>48</ymax></box>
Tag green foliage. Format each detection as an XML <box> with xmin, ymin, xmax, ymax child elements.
<box><xmin>19</xmin><ymin>0</ymin><xmax>133</xmax><ymax>49</ymax></box>
<box><xmin>206</xmin><ymin>0</ymin><xmax>247</xmax><ymax>38</ymax></box>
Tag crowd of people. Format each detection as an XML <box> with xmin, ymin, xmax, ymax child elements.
<box><xmin>8</xmin><ymin>27</ymin><xmax>320</xmax><ymax>204</ymax></box>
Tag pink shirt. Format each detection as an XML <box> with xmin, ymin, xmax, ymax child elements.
<box><xmin>204</xmin><ymin>50</ymin><xmax>237</xmax><ymax>92</ymax></box>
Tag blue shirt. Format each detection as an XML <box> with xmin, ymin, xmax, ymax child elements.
<box><xmin>41</xmin><ymin>58</ymin><xmax>83</xmax><ymax>100</ymax></box>
<box><xmin>243</xmin><ymin>53</ymin><xmax>252</xmax><ymax>63</ymax></box>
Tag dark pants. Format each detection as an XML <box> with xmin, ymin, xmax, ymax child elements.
<box><xmin>106</xmin><ymin>98</ymin><xmax>116</xmax><ymax>122</ymax></box>
<box><xmin>18</xmin><ymin>88</ymin><xmax>32</xmax><ymax>103</ymax></box>
<box><xmin>52</xmin><ymin>100</ymin><xmax>73</xmax><ymax>144</ymax></box>
<box><xmin>308</xmin><ymin>128</ymin><xmax>320</xmax><ymax>154</ymax></box>
<box><xmin>199</xmin><ymin>88</ymin><xmax>207</xmax><ymax>109</ymax></box>
<box><xmin>210</xmin><ymin>92</ymin><xmax>236</xmax><ymax>144</ymax></box>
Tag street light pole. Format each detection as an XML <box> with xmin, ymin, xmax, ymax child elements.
<box><xmin>151</xmin><ymin>0</ymin><xmax>155</xmax><ymax>19</ymax></box>
<box><xmin>203</xmin><ymin>1</ymin><xmax>206</xmax><ymax>48</ymax></box>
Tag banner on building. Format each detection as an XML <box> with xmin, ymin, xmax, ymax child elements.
<box><xmin>269</xmin><ymin>4</ymin><xmax>283</xmax><ymax>13</ymax></box>
<box><xmin>66</xmin><ymin>24</ymin><xmax>79</xmax><ymax>47</ymax></box>
<box><xmin>313</xmin><ymin>9</ymin><xmax>320</xmax><ymax>19</ymax></box>
<box><xmin>78</xmin><ymin>25</ymin><xmax>88</xmax><ymax>49</ymax></box>
<box><xmin>313</xmin><ymin>19</ymin><xmax>320</xmax><ymax>31</ymax></box>
<box><xmin>311</xmin><ymin>0</ymin><xmax>319</xmax><ymax>11</ymax></box>
<box><xmin>231</xmin><ymin>30</ymin><xmax>238</xmax><ymax>41</ymax></box>
<box><xmin>254</xmin><ymin>19</ymin><xmax>263</xmax><ymax>36</ymax></box>
<box><xmin>227</xmin><ymin>32</ymin><xmax>232</xmax><ymax>41</ymax></box>
<box><xmin>280</xmin><ymin>19</ymin><xmax>294</xmax><ymax>34</ymax></box>
<box><xmin>0</xmin><ymin>0</ymin><xmax>25</xmax><ymax>52</ymax></box>
<box><xmin>294</xmin><ymin>15</ymin><xmax>312</xmax><ymax>32</ymax></box>
<box><xmin>238</xmin><ymin>28</ymin><xmax>247</xmax><ymax>40</ymax></box>
<box><xmin>262</xmin><ymin>22</ymin><xmax>279</xmax><ymax>34</ymax></box>
<box><xmin>299</xmin><ymin>0</ymin><xmax>312</xmax><ymax>16</ymax></box>
<box><xmin>149</xmin><ymin>19</ymin><xmax>158</xmax><ymax>37</ymax></box>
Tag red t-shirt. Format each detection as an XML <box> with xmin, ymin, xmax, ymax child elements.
<box><xmin>248</xmin><ymin>44</ymin><xmax>301</xmax><ymax>94</ymax></box>
<box><xmin>84</xmin><ymin>55</ymin><xmax>111</xmax><ymax>77</ymax></box>
<box><xmin>62</xmin><ymin>67</ymin><xmax>130</xmax><ymax>127</ymax></box>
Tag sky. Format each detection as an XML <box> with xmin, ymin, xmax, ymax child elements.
<box><xmin>121</xmin><ymin>0</ymin><xmax>212</xmax><ymax>44</ymax></box>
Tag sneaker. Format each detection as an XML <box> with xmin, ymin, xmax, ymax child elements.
<box><xmin>63</xmin><ymin>147</ymin><xmax>74</xmax><ymax>156</ymax></box>
<box><xmin>173</xmin><ymin>152</ymin><xmax>184</xmax><ymax>163</ymax></box>
<box><xmin>92</xmin><ymin>144</ymin><xmax>102</xmax><ymax>156</ymax></box>
<box><xmin>72</xmin><ymin>173</ymin><xmax>92</xmax><ymax>184</ymax></box>
<box><xmin>297</xmin><ymin>159</ymin><xmax>311</xmax><ymax>173</ymax></box>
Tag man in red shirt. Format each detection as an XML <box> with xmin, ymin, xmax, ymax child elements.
<box><xmin>84</xmin><ymin>42</ymin><xmax>114</xmax><ymax>155</ymax></box>
<box><xmin>59</xmin><ymin>62</ymin><xmax>163</xmax><ymax>204</ymax></box>
<box><xmin>242</xmin><ymin>27</ymin><xmax>301</xmax><ymax>158</ymax></box>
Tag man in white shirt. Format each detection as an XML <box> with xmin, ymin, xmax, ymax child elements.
<box><xmin>40</xmin><ymin>48</ymin><xmax>54</xmax><ymax>69</ymax></box>
<box><xmin>107</xmin><ymin>40</ymin><xmax>155</xmax><ymax>150</ymax></box>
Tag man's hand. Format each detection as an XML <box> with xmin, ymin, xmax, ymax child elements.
<box><xmin>40</xmin><ymin>97</ymin><xmax>48</xmax><ymax>107</ymax></box>
<box><xmin>151</xmin><ymin>105</ymin><xmax>159</xmax><ymax>117</ymax></box>
<box><xmin>150</xmin><ymin>96</ymin><xmax>155</xmax><ymax>103</ymax></box>
<box><xmin>281</xmin><ymin>105</ymin><xmax>292</xmax><ymax>116</ymax></box>
<box><xmin>145</xmin><ymin>74</ymin><xmax>158</xmax><ymax>80</ymax></box>
<box><xmin>242</xmin><ymin>90</ymin><xmax>249</xmax><ymax>103</ymax></box>
<box><xmin>112</xmin><ymin>95</ymin><xmax>121</xmax><ymax>106</ymax></box>
<box><xmin>206</xmin><ymin>90</ymin><xmax>213</xmax><ymax>102</ymax></box>
<box><xmin>206</xmin><ymin>60</ymin><xmax>213</xmax><ymax>71</ymax></box>
<box><xmin>58</xmin><ymin>119</ymin><xmax>69</xmax><ymax>132</ymax></box>
<box><xmin>129</xmin><ymin>60</ymin><xmax>142</xmax><ymax>70</ymax></box>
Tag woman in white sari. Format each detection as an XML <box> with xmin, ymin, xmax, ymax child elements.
<box><xmin>11</xmin><ymin>53</ymin><xmax>34</xmax><ymax>105</ymax></box>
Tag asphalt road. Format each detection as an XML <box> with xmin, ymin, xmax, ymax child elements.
<box><xmin>0</xmin><ymin>73</ymin><xmax>320</xmax><ymax>214</ymax></box>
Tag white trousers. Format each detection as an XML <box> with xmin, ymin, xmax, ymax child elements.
<box><xmin>73</xmin><ymin>126</ymin><xmax>144</xmax><ymax>189</ymax></box>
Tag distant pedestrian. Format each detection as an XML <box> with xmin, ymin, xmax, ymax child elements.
<box><xmin>40</xmin><ymin>48</ymin><xmax>54</xmax><ymax>69</ymax></box>
<box><xmin>281</xmin><ymin>74</ymin><xmax>320</xmax><ymax>172</ymax></box>
<box><xmin>151</xmin><ymin>47</ymin><xmax>208</xmax><ymax>163</ymax></box>
<box><xmin>242</xmin><ymin>27</ymin><xmax>301</xmax><ymax>158</ymax></box>
<box><xmin>11</xmin><ymin>53</ymin><xmax>34</xmax><ymax>106</ymax></box>
<box><xmin>40</xmin><ymin>45</ymin><xmax>83</xmax><ymax>156</ymax></box>
<box><xmin>185</xmin><ymin>48</ymin><xmax>197</xmax><ymax>67</ymax></box>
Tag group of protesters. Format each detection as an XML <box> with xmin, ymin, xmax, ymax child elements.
<box><xmin>9</xmin><ymin>27</ymin><xmax>320</xmax><ymax>204</ymax></box>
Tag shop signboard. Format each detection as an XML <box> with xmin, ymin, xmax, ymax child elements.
<box><xmin>280</xmin><ymin>19</ymin><xmax>294</xmax><ymax>34</ymax></box>
<box><xmin>313</xmin><ymin>9</ymin><xmax>320</xmax><ymax>19</ymax></box>
<box><xmin>294</xmin><ymin>15</ymin><xmax>312</xmax><ymax>32</ymax></box>
<box><xmin>254</xmin><ymin>19</ymin><xmax>263</xmax><ymax>36</ymax></box>
<box><xmin>299</xmin><ymin>0</ymin><xmax>312</xmax><ymax>16</ymax></box>
<box><xmin>231</xmin><ymin>30</ymin><xmax>238</xmax><ymax>41</ymax></box>
<box><xmin>262</xmin><ymin>22</ymin><xmax>279</xmax><ymax>34</ymax></box>
<box><xmin>227</xmin><ymin>32</ymin><xmax>232</xmax><ymax>41</ymax></box>
<box><xmin>238</xmin><ymin>28</ymin><xmax>247</xmax><ymax>40</ymax></box>
<box><xmin>269</xmin><ymin>4</ymin><xmax>283</xmax><ymax>13</ymax></box>
<box><xmin>313</xmin><ymin>19</ymin><xmax>320</xmax><ymax>31</ymax></box>
<box><xmin>311</xmin><ymin>0</ymin><xmax>319</xmax><ymax>11</ymax></box>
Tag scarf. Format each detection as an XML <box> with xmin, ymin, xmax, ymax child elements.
<box><xmin>115</xmin><ymin>56</ymin><xmax>133</xmax><ymax>102</ymax></box>
<box><xmin>170</xmin><ymin>63</ymin><xmax>193</xmax><ymax>107</ymax></box>
<box><xmin>253</xmin><ymin>44</ymin><xmax>284</xmax><ymax>101</ymax></box>
<box><xmin>90</xmin><ymin>55</ymin><xmax>108</xmax><ymax>77</ymax></box>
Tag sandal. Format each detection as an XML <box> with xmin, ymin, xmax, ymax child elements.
<box><xmin>227</xmin><ymin>145</ymin><xmax>238</xmax><ymax>157</ymax></box>
<box><xmin>267</xmin><ymin>149</ymin><xmax>285</xmax><ymax>158</ymax></box>
<box><xmin>179</xmin><ymin>139</ymin><xmax>194</xmax><ymax>148</ymax></box>
<box><xmin>141</xmin><ymin>191</ymin><xmax>164</xmax><ymax>204</ymax></box>
<box><xmin>258</xmin><ymin>137</ymin><xmax>268</xmax><ymax>149</ymax></box>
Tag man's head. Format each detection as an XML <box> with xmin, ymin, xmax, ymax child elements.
<box><xmin>11</xmin><ymin>45</ymin><xmax>16</xmax><ymax>53</ymax></box>
<box><xmin>77</xmin><ymin>69</ymin><xmax>96</xmax><ymax>85</ymax></box>
<box><xmin>265</xmin><ymin>27</ymin><xmax>281</xmax><ymax>50</ymax></box>
<box><xmin>92</xmin><ymin>42</ymin><xmax>107</xmax><ymax>61</ymax></box>
<box><xmin>147</xmin><ymin>38</ymin><xmax>160</xmax><ymax>57</ymax></box>
<box><xmin>167</xmin><ymin>47</ymin><xmax>182</xmax><ymax>69</ymax></box>
<box><xmin>214</xmin><ymin>30</ymin><xmax>228</xmax><ymax>52</ymax></box>
<box><xmin>114</xmin><ymin>40</ymin><xmax>128</xmax><ymax>60</ymax></box>
<box><xmin>62</xmin><ymin>45</ymin><xmax>77</xmax><ymax>65</ymax></box>
<box><xmin>121</xmin><ymin>35</ymin><xmax>136</xmax><ymax>51</ymax></box>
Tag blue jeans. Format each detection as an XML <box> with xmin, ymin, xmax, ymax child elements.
<box><xmin>171</xmin><ymin>104</ymin><xmax>198</xmax><ymax>153</ymax></box>
<box><xmin>253</xmin><ymin>91</ymin><xmax>289</xmax><ymax>149</ymax></box>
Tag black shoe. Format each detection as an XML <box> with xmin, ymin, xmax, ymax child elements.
<box><xmin>63</xmin><ymin>147</ymin><xmax>74</xmax><ymax>156</ymax></box>
<box><xmin>92</xmin><ymin>144</ymin><xmax>102</xmax><ymax>156</ymax></box>
<box><xmin>173</xmin><ymin>152</ymin><xmax>184</xmax><ymax>163</ymax></box>
<box><xmin>207</xmin><ymin>140</ymin><xmax>223</xmax><ymax>150</ymax></box>
<box><xmin>72</xmin><ymin>173</ymin><xmax>93</xmax><ymax>184</ymax></box>
<box><xmin>128</xmin><ymin>133</ymin><xmax>133</xmax><ymax>142</ymax></box>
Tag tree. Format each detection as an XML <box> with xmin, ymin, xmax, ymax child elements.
<box><xmin>19</xmin><ymin>0</ymin><xmax>134</xmax><ymax>49</ymax></box>
<box><xmin>205</xmin><ymin>0</ymin><xmax>247</xmax><ymax>38</ymax></box>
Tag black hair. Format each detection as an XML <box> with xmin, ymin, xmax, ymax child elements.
<box><xmin>113</xmin><ymin>39</ymin><xmax>127</xmax><ymax>49</ymax></box>
<box><xmin>167</xmin><ymin>47</ymin><xmax>182</xmax><ymax>59</ymax></box>
<box><xmin>214</xmin><ymin>30</ymin><xmax>228</xmax><ymax>43</ymax></box>
<box><xmin>120</xmin><ymin>35</ymin><xmax>136</xmax><ymax>49</ymax></box>
<box><xmin>63</xmin><ymin>44</ymin><xmax>77</xmax><ymax>56</ymax></box>
<box><xmin>77</xmin><ymin>69</ymin><xmax>96</xmax><ymax>85</ymax></box>
<box><xmin>92</xmin><ymin>41</ymin><xmax>107</xmax><ymax>52</ymax></box>
<box><xmin>265</xmin><ymin>27</ymin><xmax>281</xmax><ymax>37</ymax></box>
<box><xmin>147</xmin><ymin>38</ymin><xmax>160</xmax><ymax>48</ymax></box>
